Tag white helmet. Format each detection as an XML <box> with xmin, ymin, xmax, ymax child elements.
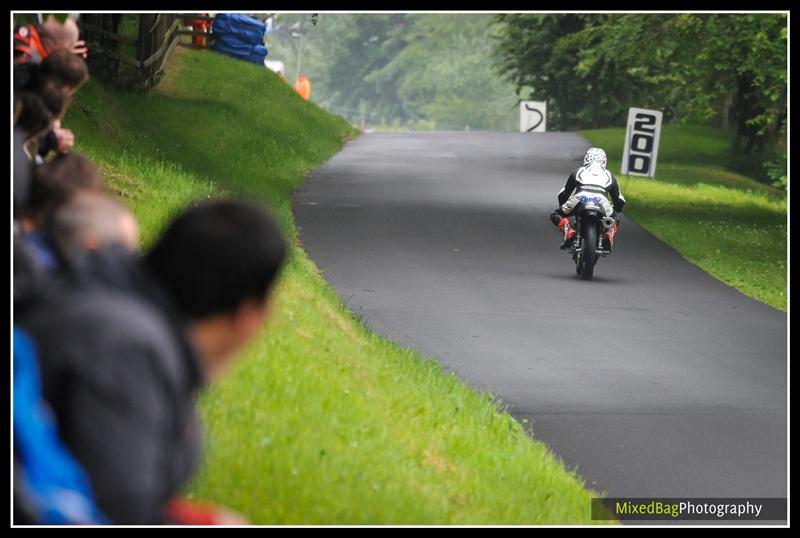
<box><xmin>583</xmin><ymin>147</ymin><xmax>608</xmax><ymax>168</ymax></box>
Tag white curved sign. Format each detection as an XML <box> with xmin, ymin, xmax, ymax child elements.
<box><xmin>519</xmin><ymin>101</ymin><xmax>547</xmax><ymax>133</ymax></box>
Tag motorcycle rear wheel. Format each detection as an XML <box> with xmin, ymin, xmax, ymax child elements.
<box><xmin>579</xmin><ymin>224</ymin><xmax>597</xmax><ymax>280</ymax></box>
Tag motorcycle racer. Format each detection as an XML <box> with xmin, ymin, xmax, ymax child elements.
<box><xmin>549</xmin><ymin>147</ymin><xmax>626</xmax><ymax>250</ymax></box>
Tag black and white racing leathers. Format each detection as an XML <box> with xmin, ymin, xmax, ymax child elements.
<box><xmin>554</xmin><ymin>163</ymin><xmax>626</xmax><ymax>220</ymax></box>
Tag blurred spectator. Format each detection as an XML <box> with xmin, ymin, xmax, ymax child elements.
<box><xmin>16</xmin><ymin>191</ymin><xmax>140</xmax><ymax>319</ymax></box>
<box><xmin>14</xmin><ymin>234</ymin><xmax>46</xmax><ymax>310</ymax></box>
<box><xmin>13</xmin><ymin>161</ymin><xmax>133</xmax><ymax>529</ymax></box>
<box><xmin>14</xmin><ymin>126</ymin><xmax>33</xmax><ymax>220</ymax></box>
<box><xmin>19</xmin><ymin>153</ymin><xmax>104</xmax><ymax>272</ymax></box>
<box><xmin>14</xmin><ymin>326</ymin><xmax>109</xmax><ymax>525</ymax></box>
<box><xmin>14</xmin><ymin>80</ymin><xmax>67</xmax><ymax>160</ymax></box>
<box><xmin>14</xmin><ymin>62</ymin><xmax>38</xmax><ymax>93</ymax></box>
<box><xmin>21</xmin><ymin>153</ymin><xmax>104</xmax><ymax>231</ymax></box>
<box><xmin>49</xmin><ymin>190</ymin><xmax>140</xmax><ymax>260</ymax></box>
<box><xmin>36</xmin><ymin>119</ymin><xmax>75</xmax><ymax>159</ymax></box>
<box><xmin>15</xmin><ymin>48</ymin><xmax>88</xmax><ymax>93</ymax></box>
<box><xmin>17</xmin><ymin>199</ymin><xmax>287</xmax><ymax>524</ymax></box>
<box><xmin>144</xmin><ymin>200</ymin><xmax>287</xmax><ymax>378</ymax></box>
<box><xmin>15</xmin><ymin>20</ymin><xmax>88</xmax><ymax>161</ymax></box>
<box><xmin>38</xmin><ymin>48</ymin><xmax>90</xmax><ymax>92</ymax></box>
<box><xmin>33</xmin><ymin>50</ymin><xmax>89</xmax><ymax>158</ymax></box>
<box><xmin>40</xmin><ymin>190</ymin><xmax>140</xmax><ymax>300</ymax></box>
<box><xmin>294</xmin><ymin>74</ymin><xmax>311</xmax><ymax>101</ymax></box>
<box><xmin>14</xmin><ymin>15</ymin><xmax>86</xmax><ymax>64</ymax></box>
<box><xmin>13</xmin><ymin>127</ymin><xmax>38</xmax><ymax>305</ymax></box>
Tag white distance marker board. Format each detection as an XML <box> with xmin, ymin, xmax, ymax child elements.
<box><xmin>621</xmin><ymin>107</ymin><xmax>663</xmax><ymax>177</ymax></box>
<box><xmin>520</xmin><ymin>101</ymin><xmax>547</xmax><ymax>133</ymax></box>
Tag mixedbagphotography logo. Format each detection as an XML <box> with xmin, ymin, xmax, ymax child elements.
<box><xmin>591</xmin><ymin>498</ymin><xmax>787</xmax><ymax>521</ymax></box>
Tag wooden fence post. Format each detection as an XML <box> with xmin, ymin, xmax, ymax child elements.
<box><xmin>81</xmin><ymin>13</ymin><xmax>190</xmax><ymax>90</ymax></box>
<box><xmin>138</xmin><ymin>14</ymin><xmax>156</xmax><ymax>87</ymax></box>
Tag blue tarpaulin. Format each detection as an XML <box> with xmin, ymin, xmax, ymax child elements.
<box><xmin>214</xmin><ymin>35</ymin><xmax>268</xmax><ymax>65</ymax></box>
<box><xmin>212</xmin><ymin>14</ymin><xmax>268</xmax><ymax>65</ymax></box>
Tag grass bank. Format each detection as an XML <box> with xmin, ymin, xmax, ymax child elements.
<box><xmin>582</xmin><ymin>125</ymin><xmax>787</xmax><ymax>311</ymax></box>
<box><xmin>67</xmin><ymin>46</ymin><xmax>602</xmax><ymax>524</ymax></box>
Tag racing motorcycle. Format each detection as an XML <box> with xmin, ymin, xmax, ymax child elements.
<box><xmin>565</xmin><ymin>195</ymin><xmax>617</xmax><ymax>281</ymax></box>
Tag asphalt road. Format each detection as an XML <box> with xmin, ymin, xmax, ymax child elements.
<box><xmin>293</xmin><ymin>131</ymin><xmax>787</xmax><ymax>510</ymax></box>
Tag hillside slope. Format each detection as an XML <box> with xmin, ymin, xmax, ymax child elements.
<box><xmin>66</xmin><ymin>46</ymin><xmax>601</xmax><ymax>524</ymax></box>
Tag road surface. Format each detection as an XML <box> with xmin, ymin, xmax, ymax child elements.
<box><xmin>293</xmin><ymin>131</ymin><xmax>787</xmax><ymax>510</ymax></box>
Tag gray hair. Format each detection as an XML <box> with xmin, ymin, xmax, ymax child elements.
<box><xmin>50</xmin><ymin>190</ymin><xmax>138</xmax><ymax>256</ymax></box>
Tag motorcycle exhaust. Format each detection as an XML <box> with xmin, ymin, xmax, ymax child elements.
<box><xmin>601</xmin><ymin>216</ymin><xmax>616</xmax><ymax>230</ymax></box>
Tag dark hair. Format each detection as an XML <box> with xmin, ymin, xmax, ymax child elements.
<box><xmin>145</xmin><ymin>199</ymin><xmax>288</xmax><ymax>320</ymax></box>
<box><xmin>14</xmin><ymin>92</ymin><xmax>52</xmax><ymax>138</ymax></box>
<box><xmin>39</xmin><ymin>50</ymin><xmax>89</xmax><ymax>90</ymax></box>
<box><xmin>25</xmin><ymin>153</ymin><xmax>104</xmax><ymax>224</ymax></box>
<box><xmin>14</xmin><ymin>127</ymin><xmax>33</xmax><ymax>219</ymax></box>
<box><xmin>14</xmin><ymin>62</ymin><xmax>37</xmax><ymax>92</ymax></box>
<box><xmin>29</xmin><ymin>77</ymin><xmax>68</xmax><ymax>119</ymax></box>
<box><xmin>14</xmin><ymin>78</ymin><xmax>69</xmax><ymax>143</ymax></box>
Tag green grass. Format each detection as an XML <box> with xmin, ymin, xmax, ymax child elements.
<box><xmin>67</xmin><ymin>46</ymin><xmax>603</xmax><ymax>524</ymax></box>
<box><xmin>583</xmin><ymin>124</ymin><xmax>787</xmax><ymax>311</ymax></box>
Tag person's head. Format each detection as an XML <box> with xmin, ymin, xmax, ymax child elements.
<box><xmin>15</xmin><ymin>77</ymin><xmax>69</xmax><ymax>144</ymax></box>
<box><xmin>49</xmin><ymin>190</ymin><xmax>139</xmax><ymax>260</ymax></box>
<box><xmin>31</xmin><ymin>75</ymin><xmax>70</xmax><ymax>121</ymax></box>
<box><xmin>144</xmin><ymin>199</ymin><xmax>288</xmax><ymax>378</ymax></box>
<box><xmin>40</xmin><ymin>16</ymin><xmax>79</xmax><ymax>55</ymax></box>
<box><xmin>39</xmin><ymin>49</ymin><xmax>89</xmax><ymax>94</ymax></box>
<box><xmin>583</xmin><ymin>147</ymin><xmax>608</xmax><ymax>169</ymax></box>
<box><xmin>23</xmin><ymin>153</ymin><xmax>104</xmax><ymax>231</ymax></box>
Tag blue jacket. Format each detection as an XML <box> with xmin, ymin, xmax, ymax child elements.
<box><xmin>13</xmin><ymin>326</ymin><xmax>108</xmax><ymax>524</ymax></box>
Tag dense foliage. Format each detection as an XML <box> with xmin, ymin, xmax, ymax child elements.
<box><xmin>491</xmin><ymin>14</ymin><xmax>787</xmax><ymax>157</ymax></box>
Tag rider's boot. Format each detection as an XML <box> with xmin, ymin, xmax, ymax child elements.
<box><xmin>557</xmin><ymin>217</ymin><xmax>576</xmax><ymax>250</ymax></box>
<box><xmin>602</xmin><ymin>222</ymin><xmax>618</xmax><ymax>251</ymax></box>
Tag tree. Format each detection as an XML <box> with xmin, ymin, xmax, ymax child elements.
<box><xmin>369</xmin><ymin>14</ymin><xmax>519</xmax><ymax>130</ymax></box>
<box><xmin>269</xmin><ymin>13</ymin><xmax>521</xmax><ymax>130</ymax></box>
<box><xmin>491</xmin><ymin>14</ymin><xmax>598</xmax><ymax>130</ymax></box>
<box><xmin>270</xmin><ymin>14</ymin><xmax>412</xmax><ymax>122</ymax></box>
<box><xmin>491</xmin><ymin>13</ymin><xmax>787</xmax><ymax>151</ymax></box>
